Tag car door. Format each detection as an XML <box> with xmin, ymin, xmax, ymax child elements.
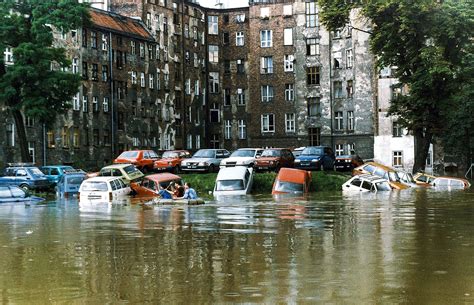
<box><xmin>15</xmin><ymin>169</ymin><xmax>29</xmax><ymax>187</ymax></box>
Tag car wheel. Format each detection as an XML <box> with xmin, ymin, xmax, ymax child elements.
<box><xmin>209</xmin><ymin>164</ymin><xmax>215</xmax><ymax>173</ymax></box>
<box><xmin>20</xmin><ymin>184</ymin><xmax>30</xmax><ymax>192</ymax></box>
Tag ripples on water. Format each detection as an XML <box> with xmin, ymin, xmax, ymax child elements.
<box><xmin>0</xmin><ymin>188</ymin><xmax>473</xmax><ymax>303</ymax></box>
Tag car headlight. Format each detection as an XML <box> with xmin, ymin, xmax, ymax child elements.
<box><xmin>181</xmin><ymin>162</ymin><xmax>187</xmax><ymax>166</ymax></box>
<box><xmin>295</xmin><ymin>159</ymin><xmax>301</xmax><ymax>163</ymax></box>
<box><xmin>311</xmin><ymin>158</ymin><xmax>320</xmax><ymax>162</ymax></box>
<box><xmin>199</xmin><ymin>162</ymin><xmax>208</xmax><ymax>166</ymax></box>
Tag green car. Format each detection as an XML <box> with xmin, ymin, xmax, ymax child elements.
<box><xmin>98</xmin><ymin>164</ymin><xmax>144</xmax><ymax>185</ymax></box>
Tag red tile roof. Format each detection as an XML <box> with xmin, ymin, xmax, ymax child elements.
<box><xmin>89</xmin><ymin>9</ymin><xmax>153</xmax><ymax>41</ymax></box>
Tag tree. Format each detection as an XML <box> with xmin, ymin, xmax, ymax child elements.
<box><xmin>0</xmin><ymin>0</ymin><xmax>89</xmax><ymax>162</ymax></box>
<box><xmin>319</xmin><ymin>0</ymin><xmax>474</xmax><ymax>173</ymax></box>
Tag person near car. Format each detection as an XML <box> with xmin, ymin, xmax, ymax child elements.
<box><xmin>158</xmin><ymin>185</ymin><xmax>173</xmax><ymax>199</ymax></box>
<box><xmin>172</xmin><ymin>182</ymin><xmax>185</xmax><ymax>198</ymax></box>
<box><xmin>179</xmin><ymin>182</ymin><xmax>197</xmax><ymax>199</ymax></box>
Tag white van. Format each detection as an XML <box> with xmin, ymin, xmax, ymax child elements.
<box><xmin>79</xmin><ymin>177</ymin><xmax>131</xmax><ymax>202</ymax></box>
<box><xmin>342</xmin><ymin>174</ymin><xmax>392</xmax><ymax>193</ymax></box>
<box><xmin>214</xmin><ymin>166</ymin><xmax>254</xmax><ymax>197</ymax></box>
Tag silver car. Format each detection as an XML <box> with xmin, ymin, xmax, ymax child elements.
<box><xmin>180</xmin><ymin>149</ymin><xmax>231</xmax><ymax>172</ymax></box>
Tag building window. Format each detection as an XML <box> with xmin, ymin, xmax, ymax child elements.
<box><xmin>47</xmin><ymin>131</ymin><xmax>55</xmax><ymax>148</ymax></box>
<box><xmin>346</xmin><ymin>49</ymin><xmax>353</xmax><ymax>68</ymax></box>
<box><xmin>308</xmin><ymin>97</ymin><xmax>321</xmax><ymax>117</ymax></box>
<box><xmin>131</xmin><ymin>71</ymin><xmax>137</xmax><ymax>84</ymax></box>
<box><xmin>309</xmin><ymin>127</ymin><xmax>321</xmax><ymax>146</ymax></box>
<box><xmin>102</xmin><ymin>65</ymin><xmax>108</xmax><ymax>82</ymax></box>
<box><xmin>62</xmin><ymin>127</ymin><xmax>70</xmax><ymax>148</ymax></box>
<box><xmin>236</xmin><ymin>14</ymin><xmax>246</xmax><ymax>23</ymax></box>
<box><xmin>335</xmin><ymin>111</ymin><xmax>343</xmax><ymax>130</ymax></box>
<box><xmin>92</xmin><ymin>96</ymin><xmax>99</xmax><ymax>112</ymax></box>
<box><xmin>284</xmin><ymin>55</ymin><xmax>294</xmax><ymax>72</ymax></box>
<box><xmin>91</xmin><ymin>31</ymin><xmax>97</xmax><ymax>49</ymax></box>
<box><xmin>140</xmin><ymin>72</ymin><xmax>146</xmax><ymax>87</ymax></box>
<box><xmin>72</xmin><ymin>93</ymin><xmax>80</xmax><ymax>111</ymax></box>
<box><xmin>82</xmin><ymin>95</ymin><xmax>88</xmax><ymax>113</ymax></box>
<box><xmin>209</xmin><ymin>72</ymin><xmax>219</xmax><ymax>93</ymax></box>
<box><xmin>101</xmin><ymin>34</ymin><xmax>108</xmax><ymax>52</ymax></box>
<box><xmin>149</xmin><ymin>74</ymin><xmax>154</xmax><ymax>89</ymax></box>
<box><xmin>260</xmin><ymin>7</ymin><xmax>270</xmax><ymax>18</ymax></box>
<box><xmin>238</xmin><ymin>120</ymin><xmax>247</xmax><ymax>139</ymax></box>
<box><xmin>208</xmin><ymin>15</ymin><xmax>218</xmax><ymax>35</ymax></box>
<box><xmin>284</xmin><ymin>28</ymin><xmax>293</xmax><ymax>45</ymax></box>
<box><xmin>185</xmin><ymin>79</ymin><xmax>191</xmax><ymax>95</ymax></box>
<box><xmin>307</xmin><ymin>67</ymin><xmax>320</xmax><ymax>85</ymax></box>
<box><xmin>210</xmin><ymin>103</ymin><xmax>220</xmax><ymax>123</ymax></box>
<box><xmin>261</xmin><ymin>85</ymin><xmax>274</xmax><ymax>102</ymax></box>
<box><xmin>224</xmin><ymin>120</ymin><xmax>231</xmax><ymax>140</ymax></box>
<box><xmin>393</xmin><ymin>121</ymin><xmax>403</xmax><ymax>137</ymax></box>
<box><xmin>195</xmin><ymin>80</ymin><xmax>200</xmax><ymax>95</ymax></box>
<box><xmin>283</xmin><ymin>4</ymin><xmax>292</xmax><ymax>16</ymax></box>
<box><xmin>285</xmin><ymin>113</ymin><xmax>296</xmax><ymax>133</ymax></box>
<box><xmin>260</xmin><ymin>56</ymin><xmax>273</xmax><ymax>74</ymax></box>
<box><xmin>139</xmin><ymin>43</ymin><xmax>145</xmax><ymax>58</ymax></box>
<box><xmin>208</xmin><ymin>44</ymin><xmax>219</xmax><ymax>63</ymax></box>
<box><xmin>334</xmin><ymin>81</ymin><xmax>343</xmax><ymax>98</ymax></box>
<box><xmin>335</xmin><ymin>144</ymin><xmax>344</xmax><ymax>156</ymax></box>
<box><xmin>130</xmin><ymin>41</ymin><xmax>136</xmax><ymax>55</ymax></box>
<box><xmin>195</xmin><ymin>135</ymin><xmax>201</xmax><ymax>150</ymax></box>
<box><xmin>237</xmin><ymin>59</ymin><xmax>245</xmax><ymax>74</ymax></box>
<box><xmin>305</xmin><ymin>2</ymin><xmax>318</xmax><ymax>27</ymax></box>
<box><xmin>222</xmin><ymin>32</ymin><xmax>229</xmax><ymax>45</ymax></box>
<box><xmin>237</xmin><ymin>88</ymin><xmax>246</xmax><ymax>106</ymax></box>
<box><xmin>72</xmin><ymin>58</ymin><xmax>79</xmax><ymax>74</ymax></box>
<box><xmin>261</xmin><ymin>114</ymin><xmax>275</xmax><ymax>133</ymax></box>
<box><xmin>4</xmin><ymin>47</ymin><xmax>13</xmax><ymax>64</ymax></box>
<box><xmin>6</xmin><ymin>123</ymin><xmax>15</xmax><ymax>147</ymax></box>
<box><xmin>91</xmin><ymin>64</ymin><xmax>98</xmax><ymax>81</ymax></box>
<box><xmin>28</xmin><ymin>142</ymin><xmax>35</xmax><ymax>163</ymax></box>
<box><xmin>260</xmin><ymin>30</ymin><xmax>272</xmax><ymax>48</ymax></box>
<box><xmin>347</xmin><ymin>143</ymin><xmax>355</xmax><ymax>154</ymax></box>
<box><xmin>285</xmin><ymin>84</ymin><xmax>294</xmax><ymax>101</ymax></box>
<box><xmin>224</xmin><ymin>89</ymin><xmax>231</xmax><ymax>106</ymax></box>
<box><xmin>347</xmin><ymin>80</ymin><xmax>354</xmax><ymax>97</ymax></box>
<box><xmin>103</xmin><ymin>97</ymin><xmax>109</xmax><ymax>113</ymax></box>
<box><xmin>187</xmin><ymin>134</ymin><xmax>193</xmax><ymax>149</ymax></box>
<box><xmin>348</xmin><ymin>111</ymin><xmax>354</xmax><ymax>131</ymax></box>
<box><xmin>82</xmin><ymin>62</ymin><xmax>88</xmax><ymax>79</ymax></box>
<box><xmin>393</xmin><ymin>151</ymin><xmax>403</xmax><ymax>167</ymax></box>
<box><xmin>236</xmin><ymin>32</ymin><xmax>244</xmax><ymax>46</ymax></box>
<box><xmin>306</xmin><ymin>38</ymin><xmax>320</xmax><ymax>56</ymax></box>
<box><xmin>210</xmin><ymin>134</ymin><xmax>220</xmax><ymax>149</ymax></box>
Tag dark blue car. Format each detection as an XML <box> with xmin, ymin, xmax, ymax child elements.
<box><xmin>39</xmin><ymin>165</ymin><xmax>75</xmax><ymax>186</ymax></box>
<box><xmin>0</xmin><ymin>185</ymin><xmax>44</xmax><ymax>203</ymax></box>
<box><xmin>294</xmin><ymin>146</ymin><xmax>335</xmax><ymax>171</ymax></box>
<box><xmin>56</xmin><ymin>171</ymin><xmax>87</xmax><ymax>198</ymax></box>
<box><xmin>0</xmin><ymin>165</ymin><xmax>53</xmax><ymax>191</ymax></box>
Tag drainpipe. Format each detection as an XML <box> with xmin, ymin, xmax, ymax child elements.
<box><xmin>43</xmin><ymin>123</ymin><xmax>46</xmax><ymax>166</ymax></box>
<box><xmin>109</xmin><ymin>31</ymin><xmax>115</xmax><ymax>158</ymax></box>
<box><xmin>180</xmin><ymin>0</ymin><xmax>186</xmax><ymax>149</ymax></box>
<box><xmin>329</xmin><ymin>33</ymin><xmax>334</xmax><ymax>150</ymax></box>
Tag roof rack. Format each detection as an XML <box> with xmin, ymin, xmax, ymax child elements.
<box><xmin>63</xmin><ymin>169</ymin><xmax>86</xmax><ymax>174</ymax></box>
<box><xmin>7</xmin><ymin>162</ymin><xmax>36</xmax><ymax>167</ymax></box>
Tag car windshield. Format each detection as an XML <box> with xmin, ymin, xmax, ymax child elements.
<box><xmin>388</xmin><ymin>172</ymin><xmax>400</xmax><ymax>182</ymax></box>
<box><xmin>119</xmin><ymin>151</ymin><xmax>138</xmax><ymax>158</ymax></box>
<box><xmin>81</xmin><ymin>181</ymin><xmax>108</xmax><ymax>191</ymax></box>
<box><xmin>123</xmin><ymin>165</ymin><xmax>140</xmax><ymax>175</ymax></box>
<box><xmin>399</xmin><ymin>172</ymin><xmax>416</xmax><ymax>183</ymax></box>
<box><xmin>261</xmin><ymin>150</ymin><xmax>280</xmax><ymax>157</ymax></box>
<box><xmin>375</xmin><ymin>181</ymin><xmax>392</xmax><ymax>191</ymax></box>
<box><xmin>274</xmin><ymin>181</ymin><xmax>304</xmax><ymax>193</ymax></box>
<box><xmin>231</xmin><ymin>150</ymin><xmax>255</xmax><ymax>157</ymax></box>
<box><xmin>162</xmin><ymin>151</ymin><xmax>179</xmax><ymax>158</ymax></box>
<box><xmin>193</xmin><ymin>150</ymin><xmax>215</xmax><ymax>158</ymax></box>
<box><xmin>301</xmin><ymin>147</ymin><xmax>323</xmax><ymax>156</ymax></box>
<box><xmin>216</xmin><ymin>179</ymin><xmax>245</xmax><ymax>191</ymax></box>
<box><xmin>66</xmin><ymin>176</ymin><xmax>85</xmax><ymax>185</ymax></box>
<box><xmin>28</xmin><ymin>168</ymin><xmax>45</xmax><ymax>177</ymax></box>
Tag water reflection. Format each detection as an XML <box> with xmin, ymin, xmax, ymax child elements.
<box><xmin>0</xmin><ymin>189</ymin><xmax>473</xmax><ymax>303</ymax></box>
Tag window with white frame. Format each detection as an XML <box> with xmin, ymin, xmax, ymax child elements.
<box><xmin>261</xmin><ymin>85</ymin><xmax>274</xmax><ymax>102</ymax></box>
<box><xmin>285</xmin><ymin>113</ymin><xmax>295</xmax><ymax>133</ymax></box>
<box><xmin>224</xmin><ymin>120</ymin><xmax>231</xmax><ymax>140</ymax></box>
<box><xmin>238</xmin><ymin>120</ymin><xmax>247</xmax><ymax>139</ymax></box>
<box><xmin>260</xmin><ymin>56</ymin><xmax>273</xmax><ymax>74</ymax></box>
<box><xmin>305</xmin><ymin>2</ymin><xmax>318</xmax><ymax>27</ymax></box>
<box><xmin>347</xmin><ymin>143</ymin><xmax>355</xmax><ymax>154</ymax></box>
<box><xmin>347</xmin><ymin>111</ymin><xmax>354</xmax><ymax>131</ymax></box>
<box><xmin>285</xmin><ymin>84</ymin><xmax>294</xmax><ymax>101</ymax></box>
<box><xmin>187</xmin><ymin>134</ymin><xmax>193</xmax><ymax>149</ymax></box>
<box><xmin>237</xmin><ymin>88</ymin><xmax>245</xmax><ymax>105</ymax></box>
<box><xmin>346</xmin><ymin>49</ymin><xmax>353</xmax><ymax>68</ymax></box>
<box><xmin>237</xmin><ymin>59</ymin><xmax>245</xmax><ymax>73</ymax></box>
<box><xmin>224</xmin><ymin>88</ymin><xmax>231</xmax><ymax>106</ymax></box>
<box><xmin>103</xmin><ymin>97</ymin><xmax>109</xmax><ymax>113</ymax></box>
<box><xmin>393</xmin><ymin>151</ymin><xmax>403</xmax><ymax>167</ymax></box>
<box><xmin>236</xmin><ymin>14</ymin><xmax>246</xmax><ymax>23</ymax></box>
<box><xmin>92</xmin><ymin>96</ymin><xmax>99</xmax><ymax>112</ymax></box>
<box><xmin>149</xmin><ymin>74</ymin><xmax>154</xmax><ymax>89</ymax></box>
<box><xmin>140</xmin><ymin>72</ymin><xmax>145</xmax><ymax>87</ymax></box>
<box><xmin>72</xmin><ymin>58</ymin><xmax>79</xmax><ymax>74</ymax></box>
<box><xmin>4</xmin><ymin>47</ymin><xmax>13</xmax><ymax>64</ymax></box>
<box><xmin>209</xmin><ymin>72</ymin><xmax>219</xmax><ymax>93</ymax></box>
<box><xmin>131</xmin><ymin>41</ymin><xmax>136</xmax><ymax>54</ymax></box>
<box><xmin>335</xmin><ymin>144</ymin><xmax>344</xmax><ymax>156</ymax></box>
<box><xmin>308</xmin><ymin>97</ymin><xmax>321</xmax><ymax>117</ymax></box>
<box><xmin>185</xmin><ymin>79</ymin><xmax>191</xmax><ymax>95</ymax></box>
<box><xmin>261</xmin><ymin>114</ymin><xmax>275</xmax><ymax>133</ymax></box>
<box><xmin>131</xmin><ymin>71</ymin><xmax>137</xmax><ymax>84</ymax></box>
<box><xmin>335</xmin><ymin>111</ymin><xmax>343</xmax><ymax>130</ymax></box>
<box><xmin>347</xmin><ymin>80</ymin><xmax>354</xmax><ymax>97</ymax></box>
<box><xmin>260</xmin><ymin>30</ymin><xmax>272</xmax><ymax>48</ymax></box>
<box><xmin>208</xmin><ymin>44</ymin><xmax>219</xmax><ymax>63</ymax></box>
<box><xmin>195</xmin><ymin>135</ymin><xmax>201</xmax><ymax>149</ymax></box>
<box><xmin>28</xmin><ymin>141</ymin><xmax>35</xmax><ymax>163</ymax></box>
<box><xmin>195</xmin><ymin>80</ymin><xmax>200</xmax><ymax>95</ymax></box>
<box><xmin>82</xmin><ymin>95</ymin><xmax>88</xmax><ymax>112</ymax></box>
<box><xmin>236</xmin><ymin>32</ymin><xmax>244</xmax><ymax>46</ymax></box>
<box><xmin>73</xmin><ymin>93</ymin><xmax>80</xmax><ymax>111</ymax></box>
<box><xmin>260</xmin><ymin>7</ymin><xmax>270</xmax><ymax>18</ymax></box>
<box><xmin>284</xmin><ymin>28</ymin><xmax>293</xmax><ymax>45</ymax></box>
<box><xmin>334</xmin><ymin>81</ymin><xmax>343</xmax><ymax>98</ymax></box>
<box><xmin>306</xmin><ymin>38</ymin><xmax>320</xmax><ymax>56</ymax></box>
<box><xmin>210</xmin><ymin>103</ymin><xmax>220</xmax><ymax>123</ymax></box>
<box><xmin>393</xmin><ymin>121</ymin><xmax>403</xmax><ymax>137</ymax></box>
<box><xmin>101</xmin><ymin>34</ymin><xmax>108</xmax><ymax>51</ymax></box>
<box><xmin>139</xmin><ymin>43</ymin><xmax>145</xmax><ymax>58</ymax></box>
<box><xmin>208</xmin><ymin>15</ymin><xmax>218</xmax><ymax>35</ymax></box>
<box><xmin>284</xmin><ymin>55</ymin><xmax>294</xmax><ymax>72</ymax></box>
<box><xmin>157</xmin><ymin>70</ymin><xmax>161</xmax><ymax>90</ymax></box>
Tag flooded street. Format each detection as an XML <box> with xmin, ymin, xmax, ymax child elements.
<box><xmin>0</xmin><ymin>189</ymin><xmax>473</xmax><ymax>303</ymax></box>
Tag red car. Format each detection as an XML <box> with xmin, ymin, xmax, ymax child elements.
<box><xmin>154</xmin><ymin>150</ymin><xmax>191</xmax><ymax>173</ymax></box>
<box><xmin>272</xmin><ymin>168</ymin><xmax>312</xmax><ymax>194</ymax></box>
<box><xmin>113</xmin><ymin>150</ymin><xmax>160</xmax><ymax>173</ymax></box>
<box><xmin>131</xmin><ymin>173</ymin><xmax>183</xmax><ymax>197</ymax></box>
<box><xmin>255</xmin><ymin>148</ymin><xmax>294</xmax><ymax>172</ymax></box>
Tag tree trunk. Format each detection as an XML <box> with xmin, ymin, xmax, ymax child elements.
<box><xmin>12</xmin><ymin>109</ymin><xmax>32</xmax><ymax>163</ymax></box>
<box><xmin>413</xmin><ymin>129</ymin><xmax>432</xmax><ymax>174</ymax></box>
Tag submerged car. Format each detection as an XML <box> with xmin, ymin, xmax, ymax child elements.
<box><xmin>98</xmin><ymin>164</ymin><xmax>144</xmax><ymax>185</ymax></box>
<box><xmin>334</xmin><ymin>154</ymin><xmax>364</xmax><ymax>171</ymax></box>
<box><xmin>79</xmin><ymin>177</ymin><xmax>131</xmax><ymax>202</ymax></box>
<box><xmin>181</xmin><ymin>149</ymin><xmax>231</xmax><ymax>172</ymax></box>
<box><xmin>431</xmin><ymin>177</ymin><xmax>471</xmax><ymax>190</ymax></box>
<box><xmin>294</xmin><ymin>146</ymin><xmax>335</xmax><ymax>171</ymax></box>
<box><xmin>113</xmin><ymin>150</ymin><xmax>160</xmax><ymax>173</ymax></box>
<box><xmin>0</xmin><ymin>185</ymin><xmax>45</xmax><ymax>203</ymax></box>
<box><xmin>39</xmin><ymin>165</ymin><xmax>75</xmax><ymax>186</ymax></box>
<box><xmin>154</xmin><ymin>150</ymin><xmax>191</xmax><ymax>173</ymax></box>
<box><xmin>0</xmin><ymin>164</ymin><xmax>52</xmax><ymax>191</ymax></box>
<box><xmin>353</xmin><ymin>162</ymin><xmax>409</xmax><ymax>190</ymax></box>
<box><xmin>397</xmin><ymin>171</ymin><xmax>430</xmax><ymax>188</ymax></box>
<box><xmin>254</xmin><ymin>148</ymin><xmax>295</xmax><ymax>172</ymax></box>
<box><xmin>272</xmin><ymin>168</ymin><xmax>312</xmax><ymax>195</ymax></box>
<box><xmin>131</xmin><ymin>173</ymin><xmax>183</xmax><ymax>197</ymax></box>
<box><xmin>214</xmin><ymin>166</ymin><xmax>254</xmax><ymax>196</ymax></box>
<box><xmin>342</xmin><ymin>174</ymin><xmax>392</xmax><ymax>193</ymax></box>
<box><xmin>219</xmin><ymin>148</ymin><xmax>263</xmax><ymax>168</ymax></box>
<box><xmin>56</xmin><ymin>170</ymin><xmax>88</xmax><ymax>198</ymax></box>
<box><xmin>413</xmin><ymin>172</ymin><xmax>437</xmax><ymax>185</ymax></box>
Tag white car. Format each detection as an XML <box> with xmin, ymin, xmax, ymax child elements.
<box><xmin>79</xmin><ymin>177</ymin><xmax>131</xmax><ymax>202</ymax></box>
<box><xmin>342</xmin><ymin>174</ymin><xmax>392</xmax><ymax>193</ymax></box>
<box><xmin>219</xmin><ymin>148</ymin><xmax>263</xmax><ymax>168</ymax></box>
<box><xmin>214</xmin><ymin>166</ymin><xmax>254</xmax><ymax>197</ymax></box>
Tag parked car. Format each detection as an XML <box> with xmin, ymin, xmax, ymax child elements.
<box><xmin>154</xmin><ymin>150</ymin><xmax>191</xmax><ymax>173</ymax></box>
<box><xmin>334</xmin><ymin>154</ymin><xmax>364</xmax><ymax>171</ymax></box>
<box><xmin>219</xmin><ymin>148</ymin><xmax>264</xmax><ymax>168</ymax></box>
<box><xmin>0</xmin><ymin>164</ymin><xmax>52</xmax><ymax>191</ymax></box>
<box><xmin>79</xmin><ymin>176</ymin><xmax>131</xmax><ymax>202</ymax></box>
<box><xmin>39</xmin><ymin>165</ymin><xmax>76</xmax><ymax>186</ymax></box>
<box><xmin>294</xmin><ymin>146</ymin><xmax>335</xmax><ymax>171</ymax></box>
<box><xmin>181</xmin><ymin>149</ymin><xmax>231</xmax><ymax>172</ymax></box>
<box><xmin>131</xmin><ymin>173</ymin><xmax>183</xmax><ymax>197</ymax></box>
<box><xmin>352</xmin><ymin>162</ymin><xmax>409</xmax><ymax>190</ymax></box>
<box><xmin>413</xmin><ymin>172</ymin><xmax>437</xmax><ymax>184</ymax></box>
<box><xmin>431</xmin><ymin>177</ymin><xmax>471</xmax><ymax>190</ymax></box>
<box><xmin>214</xmin><ymin>166</ymin><xmax>254</xmax><ymax>197</ymax></box>
<box><xmin>113</xmin><ymin>150</ymin><xmax>160</xmax><ymax>173</ymax></box>
<box><xmin>0</xmin><ymin>185</ymin><xmax>45</xmax><ymax>203</ymax></box>
<box><xmin>397</xmin><ymin>171</ymin><xmax>430</xmax><ymax>188</ymax></box>
<box><xmin>255</xmin><ymin>148</ymin><xmax>295</xmax><ymax>172</ymax></box>
<box><xmin>342</xmin><ymin>174</ymin><xmax>392</xmax><ymax>193</ymax></box>
<box><xmin>56</xmin><ymin>170</ymin><xmax>88</xmax><ymax>198</ymax></box>
<box><xmin>98</xmin><ymin>164</ymin><xmax>144</xmax><ymax>185</ymax></box>
<box><xmin>272</xmin><ymin>168</ymin><xmax>312</xmax><ymax>195</ymax></box>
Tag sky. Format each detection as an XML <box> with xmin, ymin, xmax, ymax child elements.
<box><xmin>198</xmin><ymin>0</ymin><xmax>249</xmax><ymax>9</ymax></box>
